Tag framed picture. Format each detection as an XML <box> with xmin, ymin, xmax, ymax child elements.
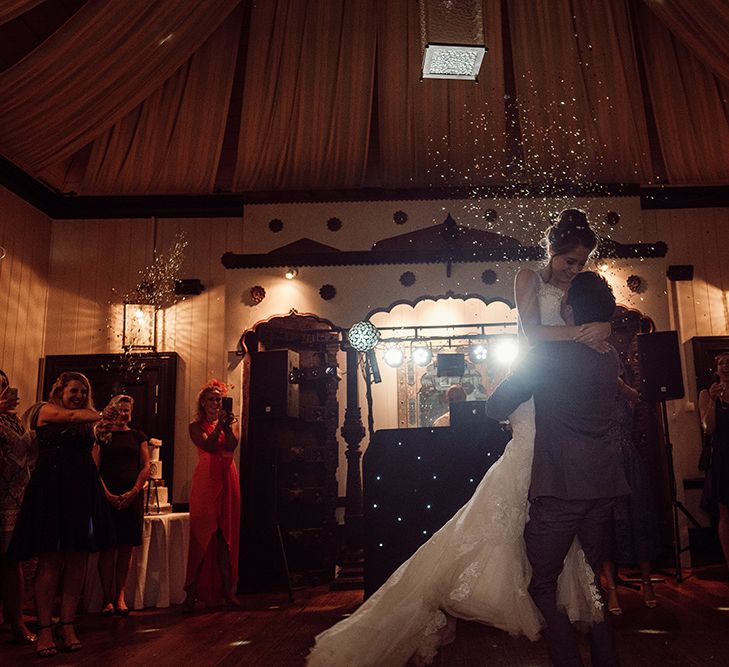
<box><xmin>692</xmin><ymin>336</ymin><xmax>729</xmax><ymax>393</ymax></box>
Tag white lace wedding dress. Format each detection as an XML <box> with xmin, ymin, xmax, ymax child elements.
<box><xmin>307</xmin><ymin>279</ymin><xmax>604</xmax><ymax>667</ymax></box>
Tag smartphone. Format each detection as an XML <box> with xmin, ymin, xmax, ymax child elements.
<box><xmin>221</xmin><ymin>396</ymin><xmax>233</xmax><ymax>413</ymax></box>
<box><xmin>5</xmin><ymin>387</ymin><xmax>18</xmax><ymax>402</ymax></box>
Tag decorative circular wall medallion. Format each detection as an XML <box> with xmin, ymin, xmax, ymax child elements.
<box><xmin>250</xmin><ymin>285</ymin><xmax>266</xmax><ymax>303</ymax></box>
<box><xmin>626</xmin><ymin>275</ymin><xmax>644</xmax><ymax>293</ymax></box>
<box><xmin>605</xmin><ymin>211</ymin><xmax>620</xmax><ymax>226</ymax></box>
<box><xmin>319</xmin><ymin>284</ymin><xmax>336</xmax><ymax>300</ymax></box>
<box><xmin>484</xmin><ymin>208</ymin><xmax>498</xmax><ymax>222</ymax></box>
<box><xmin>268</xmin><ymin>219</ymin><xmax>284</xmax><ymax>232</ymax></box>
<box><xmin>393</xmin><ymin>210</ymin><xmax>408</xmax><ymax>225</ymax></box>
<box><xmin>327</xmin><ymin>217</ymin><xmax>342</xmax><ymax>231</ymax></box>
<box><xmin>400</xmin><ymin>271</ymin><xmax>416</xmax><ymax>287</ymax></box>
<box><xmin>481</xmin><ymin>269</ymin><xmax>497</xmax><ymax>285</ymax></box>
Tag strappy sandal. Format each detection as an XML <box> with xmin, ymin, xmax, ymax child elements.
<box><xmin>605</xmin><ymin>585</ymin><xmax>622</xmax><ymax>615</ymax></box>
<box><xmin>35</xmin><ymin>624</ymin><xmax>58</xmax><ymax>658</ymax></box>
<box><xmin>642</xmin><ymin>579</ymin><xmax>657</xmax><ymax>608</ymax></box>
<box><xmin>56</xmin><ymin>621</ymin><xmax>83</xmax><ymax>652</ymax></box>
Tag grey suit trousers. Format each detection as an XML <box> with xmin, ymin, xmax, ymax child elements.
<box><xmin>524</xmin><ymin>496</ymin><xmax>620</xmax><ymax>667</ymax></box>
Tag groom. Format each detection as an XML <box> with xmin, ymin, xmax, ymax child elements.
<box><xmin>487</xmin><ymin>271</ymin><xmax>629</xmax><ymax>667</ymax></box>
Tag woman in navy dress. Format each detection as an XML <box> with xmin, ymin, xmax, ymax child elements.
<box><xmin>10</xmin><ymin>372</ymin><xmax>115</xmax><ymax>657</ymax></box>
<box><xmin>93</xmin><ymin>394</ymin><xmax>150</xmax><ymax>617</ymax></box>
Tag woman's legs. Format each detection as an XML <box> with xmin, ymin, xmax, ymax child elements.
<box><xmin>639</xmin><ymin>560</ymin><xmax>656</xmax><ymax>607</ymax></box>
<box><xmin>98</xmin><ymin>547</ymin><xmax>116</xmax><ymax>612</ymax></box>
<box><xmin>35</xmin><ymin>552</ymin><xmax>63</xmax><ymax>653</ymax></box>
<box><xmin>718</xmin><ymin>504</ymin><xmax>729</xmax><ymax>570</ymax></box>
<box><xmin>0</xmin><ymin>553</ymin><xmax>35</xmax><ymax>639</ymax></box>
<box><xmin>114</xmin><ymin>544</ymin><xmax>133</xmax><ymax>611</ymax></box>
<box><xmin>57</xmin><ymin>550</ymin><xmax>87</xmax><ymax>649</ymax></box>
<box><xmin>216</xmin><ymin>530</ymin><xmax>238</xmax><ymax>605</ymax></box>
<box><xmin>601</xmin><ymin>560</ymin><xmax>622</xmax><ymax>615</ymax></box>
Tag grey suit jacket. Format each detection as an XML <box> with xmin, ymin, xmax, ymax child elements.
<box><xmin>486</xmin><ymin>341</ymin><xmax>630</xmax><ymax>501</ymax></box>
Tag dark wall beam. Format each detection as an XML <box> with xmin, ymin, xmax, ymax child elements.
<box><xmin>221</xmin><ymin>241</ymin><xmax>667</xmax><ymax>270</ymax></box>
<box><xmin>1</xmin><ymin>154</ymin><xmax>727</xmax><ymax>219</ymax></box>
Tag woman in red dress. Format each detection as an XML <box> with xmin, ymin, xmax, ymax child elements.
<box><xmin>182</xmin><ymin>380</ymin><xmax>240</xmax><ymax>611</ymax></box>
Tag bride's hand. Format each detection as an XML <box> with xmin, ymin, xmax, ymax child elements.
<box><xmin>574</xmin><ymin>321</ymin><xmax>611</xmax><ymax>346</ymax></box>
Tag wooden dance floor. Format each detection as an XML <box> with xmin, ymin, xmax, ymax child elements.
<box><xmin>1</xmin><ymin>565</ymin><xmax>727</xmax><ymax>666</ymax></box>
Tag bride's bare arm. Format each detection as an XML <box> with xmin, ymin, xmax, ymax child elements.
<box><xmin>515</xmin><ymin>269</ymin><xmax>611</xmax><ymax>350</ymax></box>
<box><xmin>515</xmin><ymin>269</ymin><xmax>581</xmax><ymax>344</ymax></box>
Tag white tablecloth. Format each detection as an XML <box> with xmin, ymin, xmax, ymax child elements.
<box><xmin>83</xmin><ymin>512</ymin><xmax>190</xmax><ymax>612</ymax></box>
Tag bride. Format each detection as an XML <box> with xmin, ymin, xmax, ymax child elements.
<box><xmin>307</xmin><ymin>209</ymin><xmax>611</xmax><ymax>666</ymax></box>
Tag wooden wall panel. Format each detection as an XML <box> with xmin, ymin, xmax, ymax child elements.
<box><xmin>0</xmin><ymin>186</ymin><xmax>51</xmax><ymax>410</ymax></box>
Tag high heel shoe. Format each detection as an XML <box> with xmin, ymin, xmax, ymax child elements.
<box><xmin>642</xmin><ymin>579</ymin><xmax>657</xmax><ymax>608</ymax></box>
<box><xmin>605</xmin><ymin>585</ymin><xmax>622</xmax><ymax>615</ymax></box>
<box><xmin>100</xmin><ymin>602</ymin><xmax>115</xmax><ymax>617</ymax></box>
<box><xmin>35</xmin><ymin>624</ymin><xmax>57</xmax><ymax>658</ymax></box>
<box><xmin>56</xmin><ymin>621</ymin><xmax>83</xmax><ymax>652</ymax></box>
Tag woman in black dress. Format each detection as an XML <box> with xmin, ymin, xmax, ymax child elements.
<box><xmin>93</xmin><ymin>394</ymin><xmax>150</xmax><ymax>616</ymax></box>
<box><xmin>9</xmin><ymin>372</ymin><xmax>115</xmax><ymax>657</ymax></box>
<box><xmin>699</xmin><ymin>352</ymin><xmax>729</xmax><ymax>573</ymax></box>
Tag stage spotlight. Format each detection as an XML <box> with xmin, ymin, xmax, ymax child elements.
<box><xmin>470</xmin><ymin>344</ymin><xmax>488</xmax><ymax>362</ymax></box>
<box><xmin>492</xmin><ymin>337</ymin><xmax>519</xmax><ymax>365</ymax></box>
<box><xmin>348</xmin><ymin>321</ymin><xmax>380</xmax><ymax>352</ymax></box>
<box><xmin>285</xmin><ymin>267</ymin><xmax>298</xmax><ymax>279</ymax></box>
<box><xmin>412</xmin><ymin>346</ymin><xmax>432</xmax><ymax>366</ymax></box>
<box><xmin>383</xmin><ymin>347</ymin><xmax>404</xmax><ymax>368</ymax></box>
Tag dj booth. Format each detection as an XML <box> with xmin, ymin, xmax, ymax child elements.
<box><xmin>363</xmin><ymin>415</ymin><xmax>510</xmax><ymax>597</ymax></box>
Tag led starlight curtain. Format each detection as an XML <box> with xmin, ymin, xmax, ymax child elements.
<box><xmin>375</xmin><ymin>0</ymin><xmax>506</xmax><ymax>189</ymax></box>
<box><xmin>0</xmin><ymin>0</ymin><xmax>242</xmax><ymax>174</ymax></box>
<box><xmin>507</xmin><ymin>0</ymin><xmax>654</xmax><ymax>186</ymax></box>
<box><xmin>81</xmin><ymin>8</ymin><xmax>242</xmax><ymax>195</ymax></box>
<box><xmin>232</xmin><ymin>0</ymin><xmax>376</xmax><ymax>191</ymax></box>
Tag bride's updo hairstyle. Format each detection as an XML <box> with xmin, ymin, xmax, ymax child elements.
<box><xmin>542</xmin><ymin>208</ymin><xmax>598</xmax><ymax>259</ymax></box>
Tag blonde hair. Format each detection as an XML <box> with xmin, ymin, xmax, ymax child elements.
<box><xmin>48</xmin><ymin>372</ymin><xmax>95</xmax><ymax>410</ymax></box>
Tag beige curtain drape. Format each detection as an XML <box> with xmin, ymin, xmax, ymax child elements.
<box><xmin>232</xmin><ymin>0</ymin><xmax>377</xmax><ymax>191</ymax></box>
<box><xmin>82</xmin><ymin>8</ymin><xmax>242</xmax><ymax>195</ymax></box>
<box><xmin>0</xmin><ymin>0</ymin><xmax>241</xmax><ymax>174</ymax></box>
<box><xmin>635</xmin><ymin>2</ymin><xmax>729</xmax><ymax>185</ymax></box>
<box><xmin>643</xmin><ymin>0</ymin><xmax>729</xmax><ymax>84</ymax></box>
<box><xmin>507</xmin><ymin>0</ymin><xmax>654</xmax><ymax>185</ymax></box>
<box><xmin>0</xmin><ymin>0</ymin><xmax>44</xmax><ymax>26</ymax></box>
<box><xmin>375</xmin><ymin>0</ymin><xmax>507</xmax><ymax>189</ymax></box>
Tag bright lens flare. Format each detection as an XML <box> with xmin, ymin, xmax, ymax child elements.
<box><xmin>493</xmin><ymin>338</ymin><xmax>518</xmax><ymax>364</ymax></box>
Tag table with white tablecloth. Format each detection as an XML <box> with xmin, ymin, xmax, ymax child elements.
<box><xmin>83</xmin><ymin>512</ymin><xmax>189</xmax><ymax>612</ymax></box>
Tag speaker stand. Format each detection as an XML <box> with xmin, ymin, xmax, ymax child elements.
<box><xmin>660</xmin><ymin>399</ymin><xmax>702</xmax><ymax>582</ymax></box>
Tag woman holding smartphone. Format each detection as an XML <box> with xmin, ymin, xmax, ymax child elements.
<box><xmin>182</xmin><ymin>379</ymin><xmax>240</xmax><ymax>612</ymax></box>
<box><xmin>0</xmin><ymin>371</ymin><xmax>36</xmax><ymax>645</ymax></box>
<box><xmin>700</xmin><ymin>352</ymin><xmax>729</xmax><ymax>574</ymax></box>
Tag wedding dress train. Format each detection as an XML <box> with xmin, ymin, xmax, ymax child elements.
<box><xmin>307</xmin><ymin>279</ymin><xmax>604</xmax><ymax>667</ymax></box>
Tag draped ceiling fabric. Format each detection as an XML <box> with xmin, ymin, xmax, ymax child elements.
<box><xmin>0</xmin><ymin>0</ymin><xmax>726</xmax><ymax>197</ymax></box>
<box><xmin>0</xmin><ymin>0</ymin><xmax>44</xmax><ymax>26</ymax></box>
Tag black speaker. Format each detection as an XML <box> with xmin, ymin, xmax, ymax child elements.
<box><xmin>666</xmin><ymin>265</ymin><xmax>694</xmax><ymax>282</ymax></box>
<box><xmin>636</xmin><ymin>331</ymin><xmax>685</xmax><ymax>401</ymax></box>
<box><xmin>250</xmin><ymin>349</ymin><xmax>300</xmax><ymax>418</ymax></box>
